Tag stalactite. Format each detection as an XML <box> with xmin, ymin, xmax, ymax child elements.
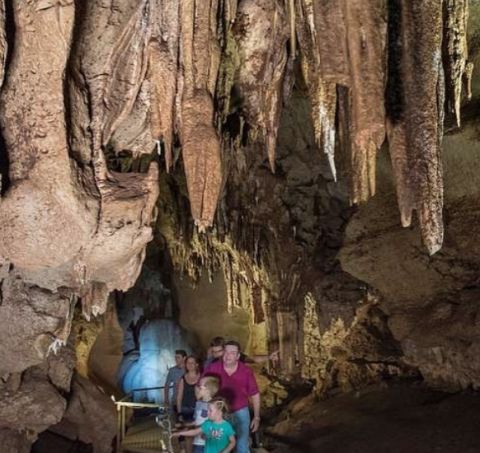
<box><xmin>148</xmin><ymin>0</ymin><xmax>180</xmax><ymax>172</ymax></box>
<box><xmin>81</xmin><ymin>282</ymin><xmax>109</xmax><ymax>322</ymax></box>
<box><xmin>311</xmin><ymin>0</ymin><xmax>349</xmax><ymax>85</ymax></box>
<box><xmin>386</xmin><ymin>0</ymin><xmax>444</xmax><ymax>255</ymax></box>
<box><xmin>296</xmin><ymin>0</ymin><xmax>386</xmax><ymax>199</ymax></box>
<box><xmin>235</xmin><ymin>0</ymin><xmax>289</xmax><ymax>172</ymax></box>
<box><xmin>178</xmin><ymin>0</ymin><xmax>223</xmax><ymax>231</ymax></box>
<box><xmin>443</xmin><ymin>0</ymin><xmax>470</xmax><ymax>127</ymax></box>
<box><xmin>344</xmin><ymin>0</ymin><xmax>387</xmax><ymax>203</ymax></box>
<box><xmin>296</xmin><ymin>0</ymin><xmax>338</xmax><ymax>181</ymax></box>
<box><xmin>101</xmin><ymin>1</ymin><xmax>152</xmax><ymax>148</ymax></box>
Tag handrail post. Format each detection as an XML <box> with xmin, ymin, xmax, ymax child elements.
<box><xmin>116</xmin><ymin>403</ymin><xmax>122</xmax><ymax>452</ymax></box>
<box><xmin>121</xmin><ymin>405</ymin><xmax>126</xmax><ymax>443</ymax></box>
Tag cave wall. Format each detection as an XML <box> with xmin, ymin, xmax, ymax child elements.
<box><xmin>0</xmin><ymin>0</ymin><xmax>158</xmax><ymax>447</ymax></box>
<box><xmin>175</xmin><ymin>271</ymin><xmax>259</xmax><ymax>355</ymax></box>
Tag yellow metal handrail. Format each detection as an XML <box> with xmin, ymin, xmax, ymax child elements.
<box><xmin>113</xmin><ymin>386</ymin><xmax>173</xmax><ymax>452</ymax></box>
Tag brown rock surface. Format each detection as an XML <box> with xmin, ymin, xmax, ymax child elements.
<box><xmin>0</xmin><ymin>369</ymin><xmax>66</xmax><ymax>433</ymax></box>
<box><xmin>268</xmin><ymin>383</ymin><xmax>480</xmax><ymax>453</ymax></box>
<box><xmin>340</xmin><ymin>117</ymin><xmax>480</xmax><ymax>390</ymax></box>
<box><xmin>0</xmin><ymin>429</ymin><xmax>31</xmax><ymax>453</ymax></box>
<box><xmin>51</xmin><ymin>374</ymin><xmax>116</xmax><ymax>453</ymax></box>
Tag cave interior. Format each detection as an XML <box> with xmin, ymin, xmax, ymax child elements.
<box><xmin>1</xmin><ymin>0</ymin><xmax>480</xmax><ymax>452</ymax></box>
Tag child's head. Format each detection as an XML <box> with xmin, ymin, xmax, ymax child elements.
<box><xmin>207</xmin><ymin>397</ymin><xmax>229</xmax><ymax>422</ymax></box>
<box><xmin>195</xmin><ymin>376</ymin><xmax>219</xmax><ymax>401</ymax></box>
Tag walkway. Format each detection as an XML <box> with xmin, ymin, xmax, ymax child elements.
<box><xmin>121</xmin><ymin>416</ymin><xmax>173</xmax><ymax>453</ymax></box>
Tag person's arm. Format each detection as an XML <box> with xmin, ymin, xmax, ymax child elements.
<box><xmin>251</xmin><ymin>350</ymin><xmax>280</xmax><ymax>364</ymax></box>
<box><xmin>171</xmin><ymin>427</ymin><xmax>202</xmax><ymax>438</ymax></box>
<box><xmin>182</xmin><ymin>420</ymin><xmax>197</xmax><ymax>428</ymax></box>
<box><xmin>221</xmin><ymin>435</ymin><xmax>236</xmax><ymax>453</ymax></box>
<box><xmin>249</xmin><ymin>392</ymin><xmax>260</xmax><ymax>432</ymax></box>
<box><xmin>176</xmin><ymin>378</ymin><xmax>184</xmax><ymax>414</ymax></box>
<box><xmin>164</xmin><ymin>370</ymin><xmax>172</xmax><ymax>405</ymax></box>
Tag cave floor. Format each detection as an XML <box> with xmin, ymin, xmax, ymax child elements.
<box><xmin>267</xmin><ymin>382</ymin><xmax>480</xmax><ymax>453</ymax></box>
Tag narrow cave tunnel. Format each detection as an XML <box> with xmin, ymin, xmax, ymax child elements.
<box><xmin>2</xmin><ymin>1</ymin><xmax>480</xmax><ymax>453</ymax></box>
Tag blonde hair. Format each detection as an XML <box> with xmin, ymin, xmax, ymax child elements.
<box><xmin>209</xmin><ymin>396</ymin><xmax>229</xmax><ymax>416</ymax></box>
<box><xmin>202</xmin><ymin>376</ymin><xmax>219</xmax><ymax>397</ymax></box>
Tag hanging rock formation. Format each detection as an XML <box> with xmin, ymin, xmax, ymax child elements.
<box><xmin>444</xmin><ymin>0</ymin><xmax>471</xmax><ymax>127</ymax></box>
<box><xmin>385</xmin><ymin>0</ymin><xmax>445</xmax><ymax>255</ymax></box>
<box><xmin>0</xmin><ymin>1</ymin><xmax>158</xmax><ymax>446</ymax></box>
<box><xmin>235</xmin><ymin>0</ymin><xmax>290</xmax><ymax>172</ymax></box>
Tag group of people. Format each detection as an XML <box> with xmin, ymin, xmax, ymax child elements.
<box><xmin>163</xmin><ymin>337</ymin><xmax>278</xmax><ymax>453</ymax></box>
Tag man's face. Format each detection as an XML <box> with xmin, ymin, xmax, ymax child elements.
<box><xmin>211</xmin><ymin>345</ymin><xmax>224</xmax><ymax>360</ymax></box>
<box><xmin>223</xmin><ymin>345</ymin><xmax>240</xmax><ymax>366</ymax></box>
<box><xmin>175</xmin><ymin>354</ymin><xmax>185</xmax><ymax>367</ymax></box>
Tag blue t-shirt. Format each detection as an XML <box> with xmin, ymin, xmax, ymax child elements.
<box><xmin>201</xmin><ymin>419</ymin><xmax>235</xmax><ymax>453</ymax></box>
<box><xmin>164</xmin><ymin>366</ymin><xmax>184</xmax><ymax>402</ymax></box>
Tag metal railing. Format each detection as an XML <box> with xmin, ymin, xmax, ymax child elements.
<box><xmin>113</xmin><ymin>386</ymin><xmax>174</xmax><ymax>452</ymax></box>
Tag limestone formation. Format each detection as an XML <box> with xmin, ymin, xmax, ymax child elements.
<box><xmin>444</xmin><ymin>0</ymin><xmax>471</xmax><ymax>127</ymax></box>
<box><xmin>386</xmin><ymin>0</ymin><xmax>445</xmax><ymax>255</ymax></box>
<box><xmin>51</xmin><ymin>374</ymin><xmax>117</xmax><ymax>453</ymax></box>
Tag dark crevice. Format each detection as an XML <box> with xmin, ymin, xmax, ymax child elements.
<box><xmin>0</xmin><ymin>0</ymin><xmax>16</xmax><ymax>195</ymax></box>
<box><xmin>4</xmin><ymin>0</ymin><xmax>15</xmax><ymax>74</ymax></box>
<box><xmin>0</xmin><ymin>132</ymin><xmax>10</xmax><ymax>195</ymax></box>
<box><xmin>385</xmin><ymin>0</ymin><xmax>404</xmax><ymax>124</ymax></box>
<box><xmin>63</xmin><ymin>0</ymin><xmax>90</xmax><ymax>166</ymax></box>
<box><xmin>32</xmin><ymin>429</ymin><xmax>93</xmax><ymax>453</ymax></box>
<box><xmin>104</xmin><ymin>146</ymin><xmax>157</xmax><ymax>173</ymax></box>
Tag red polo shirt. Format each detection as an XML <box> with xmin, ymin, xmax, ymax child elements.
<box><xmin>204</xmin><ymin>360</ymin><xmax>259</xmax><ymax>412</ymax></box>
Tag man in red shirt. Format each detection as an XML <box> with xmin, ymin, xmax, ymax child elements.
<box><xmin>203</xmin><ymin>340</ymin><xmax>260</xmax><ymax>453</ymax></box>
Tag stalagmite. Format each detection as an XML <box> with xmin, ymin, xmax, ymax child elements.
<box><xmin>386</xmin><ymin>0</ymin><xmax>444</xmax><ymax>255</ymax></box>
